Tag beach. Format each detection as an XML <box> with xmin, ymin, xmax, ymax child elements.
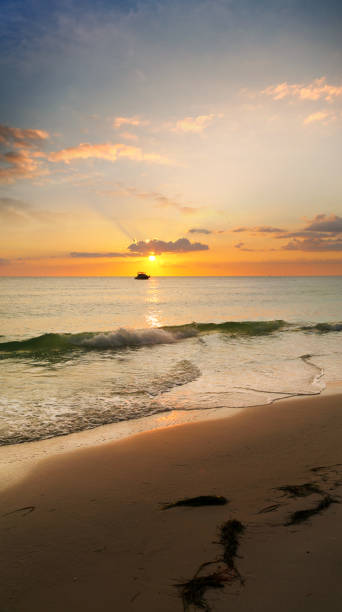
<box><xmin>2</xmin><ymin>0</ymin><xmax>342</xmax><ymax>608</ymax></box>
<box><xmin>2</xmin><ymin>389</ymin><xmax>342</xmax><ymax>612</ymax></box>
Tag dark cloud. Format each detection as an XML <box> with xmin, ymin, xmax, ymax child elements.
<box><xmin>282</xmin><ymin>237</ymin><xmax>342</xmax><ymax>251</ymax></box>
<box><xmin>276</xmin><ymin>214</ymin><xmax>342</xmax><ymax>249</ymax></box>
<box><xmin>253</xmin><ymin>226</ymin><xmax>286</xmax><ymax>233</ymax></box>
<box><xmin>234</xmin><ymin>242</ymin><xmax>269</xmax><ymax>252</ymax></box>
<box><xmin>232</xmin><ymin>225</ymin><xmax>285</xmax><ymax>234</ymax></box>
<box><xmin>274</xmin><ymin>231</ymin><xmax>325</xmax><ymax>239</ymax></box>
<box><xmin>70</xmin><ymin>252</ymin><xmax>139</xmax><ymax>258</ymax></box>
<box><xmin>128</xmin><ymin>238</ymin><xmax>209</xmax><ymax>255</ymax></box>
<box><xmin>304</xmin><ymin>214</ymin><xmax>342</xmax><ymax>234</ymax></box>
<box><xmin>231</xmin><ymin>214</ymin><xmax>342</xmax><ymax>253</ymax></box>
<box><xmin>0</xmin><ymin>257</ymin><xmax>10</xmax><ymax>265</ymax></box>
<box><xmin>188</xmin><ymin>228</ymin><xmax>212</xmax><ymax>235</ymax></box>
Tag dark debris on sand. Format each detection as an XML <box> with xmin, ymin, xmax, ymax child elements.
<box><xmin>285</xmin><ymin>494</ymin><xmax>339</xmax><ymax>526</ymax></box>
<box><xmin>276</xmin><ymin>483</ymin><xmax>322</xmax><ymax>498</ymax></box>
<box><xmin>177</xmin><ymin>519</ymin><xmax>245</xmax><ymax>611</ymax></box>
<box><xmin>162</xmin><ymin>495</ymin><xmax>228</xmax><ymax>510</ymax></box>
<box><xmin>2</xmin><ymin>505</ymin><xmax>36</xmax><ymax>517</ymax></box>
<box><xmin>219</xmin><ymin>519</ymin><xmax>245</xmax><ymax>569</ymax></box>
<box><xmin>178</xmin><ymin>570</ymin><xmax>228</xmax><ymax>612</ymax></box>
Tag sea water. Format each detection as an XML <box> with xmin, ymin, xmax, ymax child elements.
<box><xmin>0</xmin><ymin>276</ymin><xmax>341</xmax><ymax>445</ymax></box>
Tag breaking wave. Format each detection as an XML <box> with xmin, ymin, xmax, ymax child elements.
<box><xmin>2</xmin><ymin>319</ymin><xmax>342</xmax><ymax>355</ymax></box>
<box><xmin>0</xmin><ymin>320</ymin><xmax>288</xmax><ymax>353</ymax></box>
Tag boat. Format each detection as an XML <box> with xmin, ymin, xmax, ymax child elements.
<box><xmin>135</xmin><ymin>272</ymin><xmax>150</xmax><ymax>280</ymax></box>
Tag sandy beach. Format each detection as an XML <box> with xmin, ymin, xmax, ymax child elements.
<box><xmin>2</xmin><ymin>391</ymin><xmax>342</xmax><ymax>612</ymax></box>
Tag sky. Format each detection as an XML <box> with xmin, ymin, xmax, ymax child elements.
<box><xmin>0</xmin><ymin>0</ymin><xmax>342</xmax><ymax>276</ymax></box>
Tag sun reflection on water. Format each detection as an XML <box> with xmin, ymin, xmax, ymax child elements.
<box><xmin>145</xmin><ymin>278</ymin><xmax>163</xmax><ymax>327</ymax></box>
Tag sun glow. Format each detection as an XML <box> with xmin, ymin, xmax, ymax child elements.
<box><xmin>149</xmin><ymin>255</ymin><xmax>156</xmax><ymax>261</ymax></box>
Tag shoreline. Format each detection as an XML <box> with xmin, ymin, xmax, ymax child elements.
<box><xmin>1</xmin><ymin>382</ymin><xmax>342</xmax><ymax>493</ymax></box>
<box><xmin>2</xmin><ymin>389</ymin><xmax>342</xmax><ymax>610</ymax></box>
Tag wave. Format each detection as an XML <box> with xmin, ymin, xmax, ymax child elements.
<box><xmin>164</xmin><ymin>320</ymin><xmax>287</xmax><ymax>336</ymax></box>
<box><xmin>0</xmin><ymin>327</ymin><xmax>199</xmax><ymax>353</ymax></box>
<box><xmin>301</xmin><ymin>322</ymin><xmax>342</xmax><ymax>333</ymax></box>
<box><xmin>3</xmin><ymin>318</ymin><xmax>342</xmax><ymax>354</ymax></box>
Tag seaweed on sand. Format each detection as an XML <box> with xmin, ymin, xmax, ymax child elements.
<box><xmin>276</xmin><ymin>483</ymin><xmax>322</xmax><ymax>498</ymax></box>
<box><xmin>178</xmin><ymin>569</ymin><xmax>228</xmax><ymax>611</ymax></box>
<box><xmin>177</xmin><ymin>519</ymin><xmax>245</xmax><ymax>611</ymax></box>
<box><xmin>219</xmin><ymin>519</ymin><xmax>245</xmax><ymax>569</ymax></box>
<box><xmin>3</xmin><ymin>505</ymin><xmax>35</xmax><ymax>517</ymax></box>
<box><xmin>162</xmin><ymin>495</ymin><xmax>228</xmax><ymax>510</ymax></box>
<box><xmin>285</xmin><ymin>494</ymin><xmax>339</xmax><ymax>526</ymax></box>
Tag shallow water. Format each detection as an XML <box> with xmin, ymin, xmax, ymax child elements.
<box><xmin>0</xmin><ymin>276</ymin><xmax>341</xmax><ymax>445</ymax></box>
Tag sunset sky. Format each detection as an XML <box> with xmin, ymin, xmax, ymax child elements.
<box><xmin>1</xmin><ymin>0</ymin><xmax>341</xmax><ymax>276</ymax></box>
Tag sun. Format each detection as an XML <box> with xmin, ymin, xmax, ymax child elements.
<box><xmin>148</xmin><ymin>255</ymin><xmax>156</xmax><ymax>262</ymax></box>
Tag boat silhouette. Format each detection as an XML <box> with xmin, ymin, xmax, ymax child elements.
<box><xmin>135</xmin><ymin>272</ymin><xmax>150</xmax><ymax>279</ymax></box>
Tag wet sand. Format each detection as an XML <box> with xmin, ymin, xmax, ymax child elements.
<box><xmin>1</xmin><ymin>391</ymin><xmax>342</xmax><ymax>611</ymax></box>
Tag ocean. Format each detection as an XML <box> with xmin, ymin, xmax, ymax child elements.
<box><xmin>0</xmin><ymin>276</ymin><xmax>341</xmax><ymax>446</ymax></box>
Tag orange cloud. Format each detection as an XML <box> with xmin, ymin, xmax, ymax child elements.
<box><xmin>262</xmin><ymin>77</ymin><xmax>342</xmax><ymax>103</ymax></box>
<box><xmin>303</xmin><ymin>111</ymin><xmax>332</xmax><ymax>125</ymax></box>
<box><xmin>0</xmin><ymin>124</ymin><xmax>49</xmax><ymax>147</ymax></box>
<box><xmin>113</xmin><ymin>116</ymin><xmax>149</xmax><ymax>129</ymax></box>
<box><xmin>0</xmin><ymin>149</ymin><xmax>45</xmax><ymax>183</ymax></box>
<box><xmin>43</xmin><ymin>142</ymin><xmax>171</xmax><ymax>165</ymax></box>
<box><xmin>0</xmin><ymin>123</ymin><xmax>50</xmax><ymax>183</ymax></box>
<box><xmin>172</xmin><ymin>114</ymin><xmax>222</xmax><ymax>133</ymax></box>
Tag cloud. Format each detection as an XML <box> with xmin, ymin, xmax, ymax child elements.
<box><xmin>113</xmin><ymin>116</ymin><xmax>149</xmax><ymax>129</ymax></box>
<box><xmin>234</xmin><ymin>241</ymin><xmax>266</xmax><ymax>252</ymax></box>
<box><xmin>127</xmin><ymin>238</ymin><xmax>209</xmax><ymax>255</ymax></box>
<box><xmin>0</xmin><ymin>257</ymin><xmax>10</xmax><ymax>265</ymax></box>
<box><xmin>188</xmin><ymin>228</ymin><xmax>212</xmax><ymax>235</ymax></box>
<box><xmin>282</xmin><ymin>237</ymin><xmax>342</xmax><ymax>252</ymax></box>
<box><xmin>70</xmin><ymin>251</ymin><xmax>138</xmax><ymax>258</ymax></box>
<box><xmin>0</xmin><ymin>150</ymin><xmax>45</xmax><ymax>184</ymax></box>
<box><xmin>171</xmin><ymin>114</ymin><xmax>222</xmax><ymax>134</ymax></box>
<box><xmin>43</xmin><ymin>142</ymin><xmax>171</xmax><ymax>165</ymax></box>
<box><xmin>232</xmin><ymin>225</ymin><xmax>286</xmax><ymax>234</ymax></box>
<box><xmin>253</xmin><ymin>226</ymin><xmax>286</xmax><ymax>233</ymax></box>
<box><xmin>261</xmin><ymin>77</ymin><xmax>342</xmax><ymax>103</ymax></box>
<box><xmin>254</xmin><ymin>214</ymin><xmax>342</xmax><ymax>252</ymax></box>
<box><xmin>274</xmin><ymin>231</ymin><xmax>325</xmax><ymax>239</ymax></box>
<box><xmin>105</xmin><ymin>184</ymin><xmax>199</xmax><ymax>214</ymax></box>
<box><xmin>188</xmin><ymin>227</ymin><xmax>225</xmax><ymax>235</ymax></box>
<box><xmin>0</xmin><ymin>123</ymin><xmax>49</xmax><ymax>183</ymax></box>
<box><xmin>274</xmin><ymin>216</ymin><xmax>342</xmax><ymax>240</ymax></box>
<box><xmin>0</xmin><ymin>124</ymin><xmax>49</xmax><ymax>147</ymax></box>
<box><xmin>304</xmin><ymin>111</ymin><xmax>332</xmax><ymax>125</ymax></box>
<box><xmin>304</xmin><ymin>214</ymin><xmax>342</xmax><ymax>233</ymax></box>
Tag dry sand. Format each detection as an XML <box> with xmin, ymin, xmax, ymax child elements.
<box><xmin>1</xmin><ymin>392</ymin><xmax>342</xmax><ymax>611</ymax></box>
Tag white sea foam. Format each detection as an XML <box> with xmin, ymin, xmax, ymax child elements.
<box><xmin>78</xmin><ymin>327</ymin><xmax>196</xmax><ymax>349</ymax></box>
